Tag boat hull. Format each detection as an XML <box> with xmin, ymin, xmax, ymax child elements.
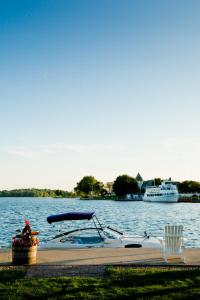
<box><xmin>41</xmin><ymin>236</ymin><xmax>161</xmax><ymax>249</ymax></box>
<box><xmin>143</xmin><ymin>194</ymin><xmax>179</xmax><ymax>203</ymax></box>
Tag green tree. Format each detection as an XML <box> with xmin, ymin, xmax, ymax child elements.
<box><xmin>105</xmin><ymin>182</ymin><xmax>113</xmax><ymax>193</ymax></box>
<box><xmin>74</xmin><ymin>176</ymin><xmax>103</xmax><ymax>196</ymax></box>
<box><xmin>0</xmin><ymin>188</ymin><xmax>69</xmax><ymax>198</ymax></box>
<box><xmin>54</xmin><ymin>190</ymin><xmax>66</xmax><ymax>197</ymax></box>
<box><xmin>154</xmin><ymin>178</ymin><xmax>162</xmax><ymax>186</ymax></box>
<box><xmin>178</xmin><ymin>181</ymin><xmax>200</xmax><ymax>193</ymax></box>
<box><xmin>113</xmin><ymin>175</ymin><xmax>138</xmax><ymax>197</ymax></box>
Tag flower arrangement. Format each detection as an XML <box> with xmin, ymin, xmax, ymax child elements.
<box><xmin>12</xmin><ymin>219</ymin><xmax>40</xmax><ymax>248</ymax></box>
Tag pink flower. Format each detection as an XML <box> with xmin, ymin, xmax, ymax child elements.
<box><xmin>25</xmin><ymin>219</ymin><xmax>30</xmax><ymax>226</ymax></box>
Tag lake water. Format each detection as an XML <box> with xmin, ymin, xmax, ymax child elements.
<box><xmin>0</xmin><ymin>197</ymin><xmax>200</xmax><ymax>248</ymax></box>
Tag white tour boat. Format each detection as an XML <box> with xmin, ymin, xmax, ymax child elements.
<box><xmin>142</xmin><ymin>179</ymin><xmax>179</xmax><ymax>203</ymax></box>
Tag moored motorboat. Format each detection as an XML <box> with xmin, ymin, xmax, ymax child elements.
<box><xmin>43</xmin><ymin>211</ymin><xmax>161</xmax><ymax>249</ymax></box>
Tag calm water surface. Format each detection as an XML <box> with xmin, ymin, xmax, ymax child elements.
<box><xmin>0</xmin><ymin>197</ymin><xmax>199</xmax><ymax>248</ymax></box>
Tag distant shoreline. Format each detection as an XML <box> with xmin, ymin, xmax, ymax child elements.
<box><xmin>0</xmin><ymin>196</ymin><xmax>199</xmax><ymax>203</ymax></box>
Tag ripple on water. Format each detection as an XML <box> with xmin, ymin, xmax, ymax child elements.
<box><xmin>0</xmin><ymin>198</ymin><xmax>200</xmax><ymax>248</ymax></box>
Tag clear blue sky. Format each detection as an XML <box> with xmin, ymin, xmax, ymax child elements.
<box><xmin>0</xmin><ymin>0</ymin><xmax>200</xmax><ymax>190</ymax></box>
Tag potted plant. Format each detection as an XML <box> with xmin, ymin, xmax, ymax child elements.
<box><xmin>12</xmin><ymin>219</ymin><xmax>39</xmax><ymax>265</ymax></box>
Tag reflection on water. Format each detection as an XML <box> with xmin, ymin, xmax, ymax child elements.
<box><xmin>0</xmin><ymin>197</ymin><xmax>200</xmax><ymax>248</ymax></box>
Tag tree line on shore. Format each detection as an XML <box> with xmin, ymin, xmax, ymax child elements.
<box><xmin>1</xmin><ymin>175</ymin><xmax>200</xmax><ymax>198</ymax></box>
<box><xmin>74</xmin><ymin>176</ymin><xmax>200</xmax><ymax>198</ymax></box>
<box><xmin>0</xmin><ymin>188</ymin><xmax>76</xmax><ymax>198</ymax></box>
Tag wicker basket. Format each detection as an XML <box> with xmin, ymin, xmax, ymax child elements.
<box><xmin>12</xmin><ymin>245</ymin><xmax>37</xmax><ymax>265</ymax></box>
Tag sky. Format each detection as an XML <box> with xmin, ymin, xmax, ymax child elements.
<box><xmin>0</xmin><ymin>0</ymin><xmax>200</xmax><ymax>190</ymax></box>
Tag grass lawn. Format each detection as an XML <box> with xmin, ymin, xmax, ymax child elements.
<box><xmin>1</xmin><ymin>267</ymin><xmax>200</xmax><ymax>299</ymax></box>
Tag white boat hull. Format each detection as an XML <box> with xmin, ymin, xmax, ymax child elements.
<box><xmin>41</xmin><ymin>232</ymin><xmax>161</xmax><ymax>249</ymax></box>
<box><xmin>143</xmin><ymin>194</ymin><xmax>179</xmax><ymax>203</ymax></box>
<box><xmin>41</xmin><ymin>236</ymin><xmax>161</xmax><ymax>249</ymax></box>
<box><xmin>104</xmin><ymin>236</ymin><xmax>161</xmax><ymax>248</ymax></box>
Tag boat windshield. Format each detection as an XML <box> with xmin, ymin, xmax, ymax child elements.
<box><xmin>47</xmin><ymin>212</ymin><xmax>123</xmax><ymax>245</ymax></box>
<box><xmin>103</xmin><ymin>227</ymin><xmax>122</xmax><ymax>239</ymax></box>
<box><xmin>51</xmin><ymin>227</ymin><xmax>119</xmax><ymax>244</ymax></box>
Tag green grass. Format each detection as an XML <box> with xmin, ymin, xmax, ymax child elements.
<box><xmin>1</xmin><ymin>267</ymin><xmax>200</xmax><ymax>299</ymax></box>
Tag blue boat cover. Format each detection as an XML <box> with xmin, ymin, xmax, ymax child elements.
<box><xmin>47</xmin><ymin>212</ymin><xmax>95</xmax><ymax>224</ymax></box>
